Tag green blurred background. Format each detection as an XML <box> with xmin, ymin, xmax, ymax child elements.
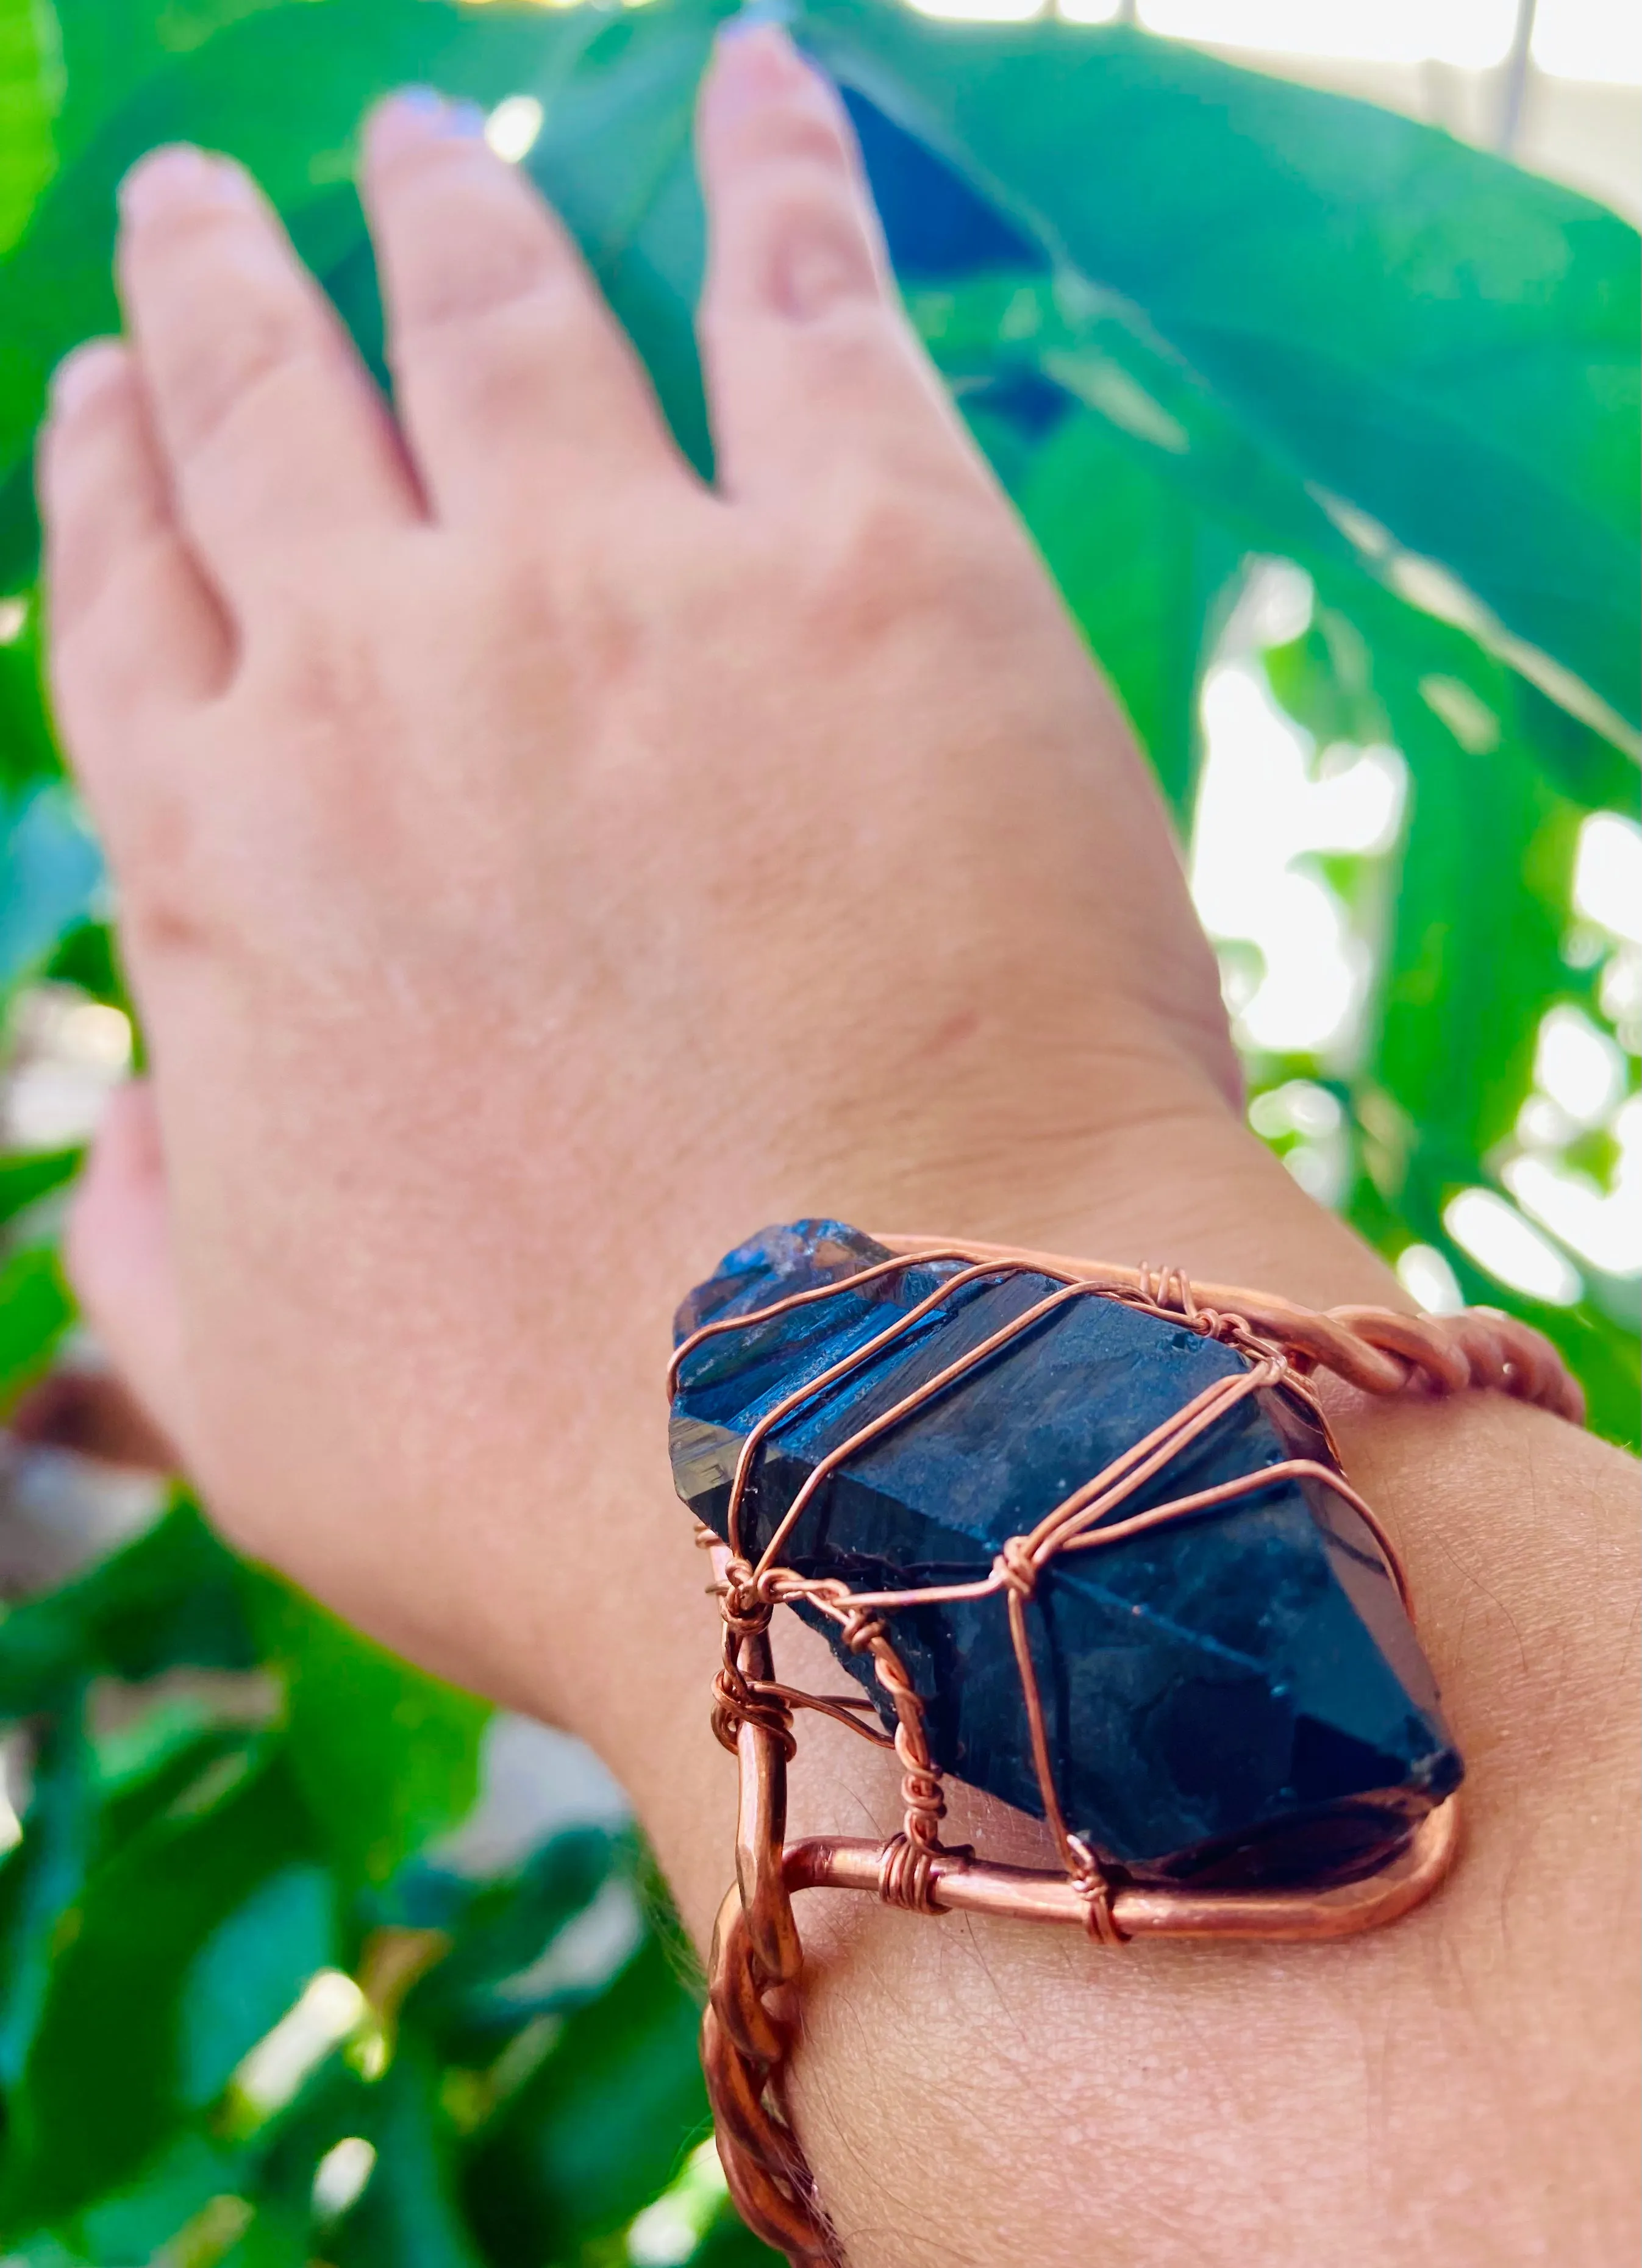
<box><xmin>0</xmin><ymin>2</ymin><xmax>1635</xmax><ymax>2262</ymax></box>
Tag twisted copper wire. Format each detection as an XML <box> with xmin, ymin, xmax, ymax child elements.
<box><xmin>684</xmin><ymin>1238</ymin><xmax>1585</xmax><ymax>2265</ymax></box>
<box><xmin>876</xmin><ymin>1235</ymin><xmax>1585</xmax><ymax>1422</ymax></box>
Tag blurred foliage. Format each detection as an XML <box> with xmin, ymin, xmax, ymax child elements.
<box><xmin>0</xmin><ymin>0</ymin><xmax>1635</xmax><ymax>2261</ymax></box>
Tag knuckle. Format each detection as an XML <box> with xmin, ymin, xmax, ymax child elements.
<box><xmin>129</xmin><ymin>193</ymin><xmax>237</xmax><ymax>267</ymax></box>
<box><xmin>412</xmin><ymin>287</ymin><xmax>579</xmax><ymax>412</ymax></box>
<box><xmin>765</xmin><ymin>185</ymin><xmax>878</xmax><ymax>303</ymax></box>
<box><xmin>49</xmin><ymin>529</ymin><xmax>188</xmax><ymax>696</ymax></box>
<box><xmin>748</xmin><ymin>101</ymin><xmax>852</xmax><ymax>171</ymax></box>
<box><xmin>115</xmin><ymin>796</ymin><xmax>222</xmax><ymax>965</ymax></box>
<box><xmin>392</xmin><ymin>195</ymin><xmax>569</xmax><ymax>333</ymax></box>
<box><xmin>397</xmin><ymin>274</ymin><xmax>621</xmax><ymax>441</ymax></box>
<box><xmin>782</xmin><ymin>298</ymin><xmax>900</xmax><ymax>390</ymax></box>
<box><xmin>43</xmin><ymin>362</ymin><xmax>137</xmax><ymax>471</ymax></box>
<box><xmin>484</xmin><ymin>543</ymin><xmax>649</xmax><ymax>714</ymax></box>
<box><xmin>124</xmin><ymin>888</ymin><xmax>220</xmax><ymax>966</ymax></box>
<box><xmin>762</xmin><ymin>157</ymin><xmax>866</xmax><ymax>234</ymax></box>
<box><xmin>804</xmin><ymin>477</ymin><xmax>972</xmax><ymax>638</ymax></box>
<box><xmin>166</xmin><ymin>304</ymin><xmax>321</xmax><ymax>466</ymax></box>
<box><xmin>251</xmin><ymin>596</ymin><xmax>395</xmax><ymax>754</ymax></box>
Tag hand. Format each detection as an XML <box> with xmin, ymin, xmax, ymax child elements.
<box><xmin>40</xmin><ymin>29</ymin><xmax>1637</xmax><ymax>2268</ymax></box>
<box><xmin>44</xmin><ymin>27</ymin><xmax>1257</xmax><ymax>1681</ymax></box>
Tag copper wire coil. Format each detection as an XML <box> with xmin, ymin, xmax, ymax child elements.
<box><xmin>676</xmin><ymin>1232</ymin><xmax>1583</xmax><ymax>2264</ymax></box>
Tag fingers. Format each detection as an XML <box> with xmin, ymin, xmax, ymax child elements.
<box><xmin>67</xmin><ymin>1082</ymin><xmax>192</xmax><ymax>1468</ymax></box>
<box><xmin>39</xmin><ymin>338</ymin><xmax>229</xmax><ymax>822</ymax></box>
<box><xmin>696</xmin><ymin>26</ymin><xmax>967</xmax><ymax>501</ymax></box>
<box><xmin>360</xmin><ymin>93</ymin><xmax>683</xmax><ymax>522</ymax></box>
<box><xmin>116</xmin><ymin>144</ymin><xmax>417</xmax><ymax>592</ymax></box>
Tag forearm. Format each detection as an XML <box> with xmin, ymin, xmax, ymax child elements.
<box><xmin>531</xmin><ymin>1107</ymin><xmax>1638</xmax><ymax>2267</ymax></box>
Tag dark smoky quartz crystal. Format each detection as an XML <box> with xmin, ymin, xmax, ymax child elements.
<box><xmin>669</xmin><ymin>1221</ymin><xmax>1462</xmax><ymax>1888</ymax></box>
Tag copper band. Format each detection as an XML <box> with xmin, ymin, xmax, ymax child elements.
<box><xmin>682</xmin><ymin>1233</ymin><xmax>1583</xmax><ymax>2263</ymax></box>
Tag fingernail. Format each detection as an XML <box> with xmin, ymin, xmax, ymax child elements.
<box><xmin>51</xmin><ymin>338</ymin><xmax>127</xmax><ymax>417</ymax></box>
<box><xmin>369</xmin><ymin>87</ymin><xmax>490</xmax><ymax>163</ymax></box>
<box><xmin>710</xmin><ymin>17</ymin><xmax>820</xmax><ymax>119</ymax></box>
<box><xmin>716</xmin><ymin>1</ymin><xmax>796</xmax><ymax>43</ymax></box>
<box><xmin>120</xmin><ymin>144</ymin><xmax>257</xmax><ymax>224</ymax></box>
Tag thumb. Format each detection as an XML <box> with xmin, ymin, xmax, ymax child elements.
<box><xmin>67</xmin><ymin>1079</ymin><xmax>191</xmax><ymax>1467</ymax></box>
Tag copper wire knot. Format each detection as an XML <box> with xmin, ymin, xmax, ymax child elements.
<box><xmin>1066</xmin><ymin>1835</ymin><xmax>1128</xmax><ymax>1946</ymax></box>
<box><xmin>877</xmin><ymin>1832</ymin><xmax>945</xmax><ymax>1914</ymax></box>
<box><xmin>684</xmin><ymin>1231</ymin><xmax>1582</xmax><ymax>2266</ymax></box>
<box><xmin>994</xmin><ymin>1533</ymin><xmax>1038</xmax><ymax>1599</ymax></box>
<box><xmin>840</xmin><ymin>1606</ymin><xmax>886</xmax><ymax>1655</ymax></box>
<box><xmin>711</xmin><ymin>1664</ymin><xmax>797</xmax><ymax>1759</ymax></box>
<box><xmin>718</xmin><ymin>1556</ymin><xmax>777</xmax><ymax>1636</ymax></box>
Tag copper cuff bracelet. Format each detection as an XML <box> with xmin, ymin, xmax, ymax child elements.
<box><xmin>666</xmin><ymin>1222</ymin><xmax>1584</xmax><ymax>2264</ymax></box>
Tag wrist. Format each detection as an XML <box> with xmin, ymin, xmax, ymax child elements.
<box><xmin>776</xmin><ymin>1081</ymin><xmax>1403</xmax><ymax>1319</ymax></box>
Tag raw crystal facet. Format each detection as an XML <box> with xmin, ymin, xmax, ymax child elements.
<box><xmin>670</xmin><ymin>1221</ymin><xmax>1462</xmax><ymax>1886</ymax></box>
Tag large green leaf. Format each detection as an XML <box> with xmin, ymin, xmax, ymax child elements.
<box><xmin>1373</xmin><ymin>693</ymin><xmax>1576</xmax><ymax>1163</ymax></box>
<box><xmin>937</xmin><ymin>297</ymin><xmax>1243</xmax><ymax>824</ymax></box>
<box><xmin>1257</xmin><ymin>604</ymin><xmax>1640</xmax><ymax>1447</ymax></box>
<box><xmin>915</xmin><ymin>266</ymin><xmax>1634</xmax><ymax>823</ymax></box>
<box><xmin>0</xmin><ymin>1240</ymin><xmax>73</xmax><ymax>1408</ymax></box>
<box><xmin>68</xmin><ymin>2131</ymin><xmax>248</xmax><ymax>2268</ymax></box>
<box><xmin>805</xmin><ymin>2</ymin><xmax>1641</xmax><ymax>731</ymax></box>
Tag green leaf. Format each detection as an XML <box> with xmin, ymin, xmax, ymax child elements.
<box><xmin>70</xmin><ymin>2131</ymin><xmax>246</xmax><ymax>2268</ymax></box>
<box><xmin>1373</xmin><ymin>716</ymin><xmax>1576</xmax><ymax>1165</ymax></box>
<box><xmin>98</xmin><ymin>1722</ymin><xmax>263</xmax><ymax>1856</ymax></box>
<box><xmin>229</xmin><ymin>2053</ymin><xmax>380</xmax><ymax>2268</ymax></box>
<box><xmin>0</xmin><ymin>0</ymin><xmax>722</xmax><ymax>579</ymax></box>
<box><xmin>0</xmin><ymin>0</ymin><xmax>59</xmax><ymax>257</ymax></box>
<box><xmin>0</xmin><ymin>1747</ymin><xmax>313</xmax><ymax>2234</ymax></box>
<box><xmin>1265</xmin><ymin>614</ymin><xmax>1390</xmax><ymax>752</ymax></box>
<box><xmin>0</xmin><ymin>1146</ymin><xmax>80</xmax><ymax>1228</ymax></box>
<box><xmin>0</xmin><ymin>1501</ymin><xmax>255</xmax><ymax>1722</ymax></box>
<box><xmin>0</xmin><ymin>1695</ymin><xmax>95</xmax><ymax>2089</ymax></box>
<box><xmin>0</xmin><ymin>1239</ymin><xmax>74</xmax><ymax>1408</ymax></box>
<box><xmin>248</xmin><ymin>1577</ymin><xmax>486</xmax><ymax>1892</ymax></box>
<box><xmin>0</xmin><ymin>594</ymin><xmax>60</xmax><ymax>791</ymax></box>
<box><xmin>693</xmin><ymin>2213</ymin><xmax>790</xmax><ymax>2268</ymax></box>
<box><xmin>805</xmin><ymin>5</ymin><xmax>1641</xmax><ymax>729</ymax></box>
<box><xmin>1258</xmin><ymin>597</ymin><xmax>1638</xmax><ymax>1444</ymax></box>
<box><xmin>179</xmin><ymin>1862</ymin><xmax>337</xmax><ymax>2109</ymax></box>
<box><xmin>0</xmin><ymin>779</ymin><xmax>102</xmax><ymax>993</ymax></box>
<box><xmin>395</xmin><ymin>1826</ymin><xmax>621</xmax><ymax>2056</ymax></box>
<box><xmin>331</xmin><ymin>2047</ymin><xmax>484</xmax><ymax>2268</ymax></box>
<box><xmin>1005</xmin><ymin>401</ymin><xmax>1240</xmax><ymax>820</ymax></box>
<box><xmin>463</xmin><ymin>1933</ymin><xmax>709</xmax><ymax>2257</ymax></box>
<box><xmin>42</xmin><ymin>915</ymin><xmax>130</xmax><ymax>1011</ymax></box>
<box><xmin>915</xmin><ymin>268</ymin><xmax>1635</xmax><ymax>817</ymax></box>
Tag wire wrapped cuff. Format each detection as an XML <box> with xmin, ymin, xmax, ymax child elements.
<box><xmin>670</xmin><ymin>1226</ymin><xmax>1583</xmax><ymax>2265</ymax></box>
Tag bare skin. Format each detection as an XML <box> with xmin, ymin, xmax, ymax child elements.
<box><xmin>37</xmin><ymin>26</ymin><xmax>1637</xmax><ymax>2267</ymax></box>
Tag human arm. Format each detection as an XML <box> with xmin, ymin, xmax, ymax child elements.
<box><xmin>41</xmin><ymin>27</ymin><xmax>1638</xmax><ymax>2264</ymax></box>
